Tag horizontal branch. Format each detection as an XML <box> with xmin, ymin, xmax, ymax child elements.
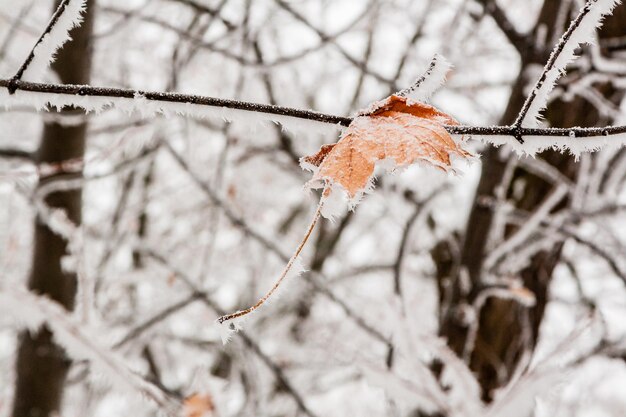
<box><xmin>2</xmin><ymin>78</ymin><xmax>626</xmax><ymax>141</ymax></box>
<box><xmin>165</xmin><ymin>0</ymin><xmax>236</xmax><ymax>31</ymax></box>
<box><xmin>1</xmin><ymin>78</ymin><xmax>350</xmax><ymax>125</ymax></box>
<box><xmin>0</xmin><ymin>147</ymin><xmax>33</xmax><ymax>161</ymax></box>
<box><xmin>475</xmin><ymin>0</ymin><xmax>530</xmax><ymax>55</ymax></box>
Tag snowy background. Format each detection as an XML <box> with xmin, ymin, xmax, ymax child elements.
<box><xmin>1</xmin><ymin>0</ymin><xmax>626</xmax><ymax>416</ymax></box>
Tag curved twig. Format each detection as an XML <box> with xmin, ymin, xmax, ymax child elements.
<box><xmin>216</xmin><ymin>187</ymin><xmax>325</xmax><ymax>325</ymax></box>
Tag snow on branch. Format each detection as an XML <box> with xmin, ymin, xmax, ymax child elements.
<box><xmin>10</xmin><ymin>0</ymin><xmax>87</xmax><ymax>85</ymax></box>
<box><xmin>0</xmin><ymin>79</ymin><xmax>343</xmax><ymax>137</ymax></box>
<box><xmin>515</xmin><ymin>0</ymin><xmax>622</xmax><ymax>128</ymax></box>
<box><xmin>1</xmin><ymin>78</ymin><xmax>626</xmax><ymax>157</ymax></box>
<box><xmin>395</xmin><ymin>54</ymin><xmax>452</xmax><ymax>102</ymax></box>
<box><xmin>474</xmin><ymin>129</ymin><xmax>626</xmax><ymax>159</ymax></box>
<box><xmin>0</xmin><ymin>289</ymin><xmax>181</xmax><ymax>415</ymax></box>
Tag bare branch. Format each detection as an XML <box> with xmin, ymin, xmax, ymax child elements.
<box><xmin>0</xmin><ymin>148</ymin><xmax>33</xmax><ymax>161</ymax></box>
<box><xmin>475</xmin><ymin>0</ymin><xmax>530</xmax><ymax>54</ymax></box>
<box><xmin>165</xmin><ymin>0</ymin><xmax>236</xmax><ymax>31</ymax></box>
<box><xmin>163</xmin><ymin>143</ymin><xmax>389</xmax><ymax>344</ymax></box>
<box><xmin>274</xmin><ymin>0</ymin><xmax>395</xmax><ymax>86</ymax></box>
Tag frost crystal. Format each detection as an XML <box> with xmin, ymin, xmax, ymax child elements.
<box><xmin>216</xmin><ymin>315</ymin><xmax>246</xmax><ymax>345</ymax></box>
<box><xmin>472</xmin><ymin>131</ymin><xmax>626</xmax><ymax>159</ymax></box>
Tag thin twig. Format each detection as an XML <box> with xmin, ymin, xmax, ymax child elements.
<box><xmin>513</xmin><ymin>0</ymin><xmax>597</xmax><ymax>130</ymax></box>
<box><xmin>0</xmin><ymin>4</ymin><xmax>34</xmax><ymax>63</ymax></box>
<box><xmin>0</xmin><ymin>148</ymin><xmax>33</xmax><ymax>161</ymax></box>
<box><xmin>100</xmin><ymin>5</ymin><xmax>370</xmax><ymax>70</ymax></box>
<box><xmin>392</xmin><ymin>189</ymin><xmax>442</xmax><ymax>295</ymax></box>
<box><xmin>9</xmin><ymin>0</ymin><xmax>73</xmax><ymax>92</ymax></box>
<box><xmin>395</xmin><ymin>55</ymin><xmax>439</xmax><ymax>98</ymax></box>
<box><xmin>476</xmin><ymin>0</ymin><xmax>530</xmax><ymax>54</ymax></box>
<box><xmin>506</xmin><ymin>210</ymin><xmax>626</xmax><ymax>286</ymax></box>
<box><xmin>274</xmin><ymin>0</ymin><xmax>394</xmax><ymax>86</ymax></box>
<box><xmin>114</xmin><ymin>293</ymin><xmax>202</xmax><ymax>349</ymax></box>
<box><xmin>391</xmin><ymin>0</ymin><xmax>434</xmax><ymax>89</ymax></box>
<box><xmin>166</xmin><ymin>0</ymin><xmax>236</xmax><ymax>31</ymax></box>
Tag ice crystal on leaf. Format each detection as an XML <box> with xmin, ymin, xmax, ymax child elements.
<box><xmin>302</xmin><ymin>95</ymin><xmax>473</xmax><ymax>219</ymax></box>
<box><xmin>217</xmin><ymin>94</ymin><xmax>473</xmax><ymax>339</ymax></box>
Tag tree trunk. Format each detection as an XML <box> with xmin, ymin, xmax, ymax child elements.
<box><xmin>12</xmin><ymin>2</ymin><xmax>95</xmax><ymax>417</ymax></box>
<box><xmin>435</xmin><ymin>1</ymin><xmax>626</xmax><ymax>402</ymax></box>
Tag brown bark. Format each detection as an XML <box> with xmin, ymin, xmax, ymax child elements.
<box><xmin>12</xmin><ymin>2</ymin><xmax>95</xmax><ymax>417</ymax></box>
<box><xmin>435</xmin><ymin>1</ymin><xmax>626</xmax><ymax>402</ymax></box>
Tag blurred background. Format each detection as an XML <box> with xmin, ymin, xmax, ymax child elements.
<box><xmin>1</xmin><ymin>0</ymin><xmax>626</xmax><ymax>416</ymax></box>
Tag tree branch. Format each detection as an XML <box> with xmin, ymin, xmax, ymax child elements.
<box><xmin>475</xmin><ymin>0</ymin><xmax>530</xmax><ymax>54</ymax></box>
<box><xmin>273</xmin><ymin>0</ymin><xmax>395</xmax><ymax>86</ymax></box>
<box><xmin>0</xmin><ymin>148</ymin><xmax>33</xmax><ymax>161</ymax></box>
<box><xmin>9</xmin><ymin>0</ymin><xmax>73</xmax><ymax>90</ymax></box>
<box><xmin>163</xmin><ymin>143</ymin><xmax>389</xmax><ymax>344</ymax></box>
<box><xmin>143</xmin><ymin>248</ymin><xmax>321</xmax><ymax>417</ymax></box>
<box><xmin>165</xmin><ymin>0</ymin><xmax>236</xmax><ymax>31</ymax></box>
<box><xmin>513</xmin><ymin>0</ymin><xmax>616</xmax><ymax>129</ymax></box>
<box><xmin>2</xmin><ymin>78</ymin><xmax>626</xmax><ymax>142</ymax></box>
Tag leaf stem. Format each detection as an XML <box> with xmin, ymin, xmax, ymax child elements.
<box><xmin>217</xmin><ymin>189</ymin><xmax>326</xmax><ymax>324</ymax></box>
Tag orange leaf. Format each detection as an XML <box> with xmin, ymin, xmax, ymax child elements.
<box><xmin>218</xmin><ymin>95</ymin><xmax>473</xmax><ymax>332</ymax></box>
<box><xmin>302</xmin><ymin>95</ymin><xmax>471</xmax><ymax>209</ymax></box>
<box><xmin>183</xmin><ymin>393</ymin><xmax>214</xmax><ymax>417</ymax></box>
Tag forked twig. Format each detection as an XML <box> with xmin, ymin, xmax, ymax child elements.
<box><xmin>8</xmin><ymin>0</ymin><xmax>74</xmax><ymax>93</ymax></box>
<box><xmin>512</xmin><ymin>0</ymin><xmax>620</xmax><ymax>144</ymax></box>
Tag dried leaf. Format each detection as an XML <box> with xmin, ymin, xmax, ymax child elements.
<box><xmin>218</xmin><ymin>94</ymin><xmax>472</xmax><ymax>335</ymax></box>
<box><xmin>302</xmin><ymin>95</ymin><xmax>471</xmax><ymax>215</ymax></box>
<box><xmin>300</xmin><ymin>143</ymin><xmax>336</xmax><ymax>169</ymax></box>
<box><xmin>183</xmin><ymin>393</ymin><xmax>214</xmax><ymax>417</ymax></box>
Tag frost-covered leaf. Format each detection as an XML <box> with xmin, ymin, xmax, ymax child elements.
<box><xmin>302</xmin><ymin>95</ymin><xmax>472</xmax><ymax>218</ymax></box>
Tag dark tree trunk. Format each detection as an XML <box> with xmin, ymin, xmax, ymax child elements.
<box><xmin>12</xmin><ymin>2</ymin><xmax>95</xmax><ymax>417</ymax></box>
<box><xmin>435</xmin><ymin>1</ymin><xmax>626</xmax><ymax>402</ymax></box>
